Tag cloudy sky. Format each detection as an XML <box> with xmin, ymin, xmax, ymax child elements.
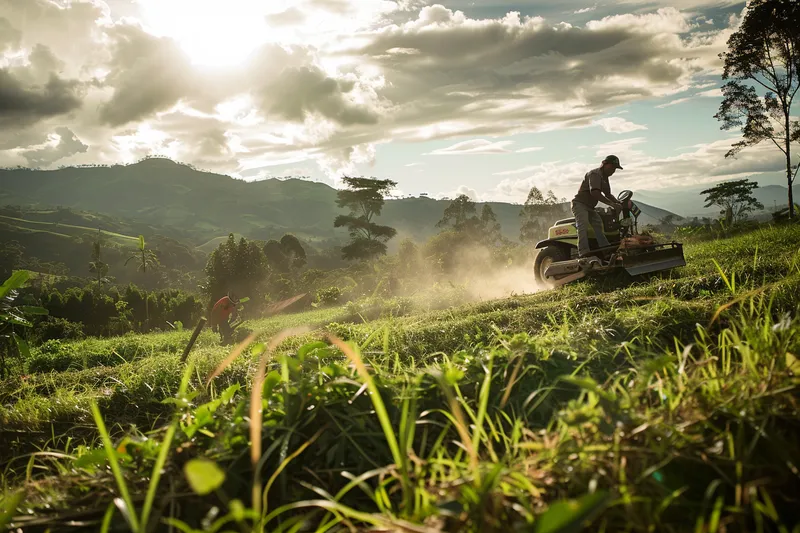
<box><xmin>0</xmin><ymin>0</ymin><xmax>789</xmax><ymax>204</ymax></box>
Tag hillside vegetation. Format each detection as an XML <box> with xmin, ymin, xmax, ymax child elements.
<box><xmin>0</xmin><ymin>158</ymin><xmax>680</xmax><ymax>246</ymax></box>
<box><xmin>2</xmin><ymin>223</ymin><xmax>799</xmax><ymax>532</ymax></box>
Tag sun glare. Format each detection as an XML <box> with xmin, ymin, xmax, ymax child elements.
<box><xmin>138</xmin><ymin>0</ymin><xmax>270</xmax><ymax>67</ymax></box>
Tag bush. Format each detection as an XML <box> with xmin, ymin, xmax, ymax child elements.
<box><xmin>35</xmin><ymin>317</ymin><xmax>85</xmax><ymax>342</ymax></box>
<box><xmin>315</xmin><ymin>286</ymin><xmax>342</xmax><ymax>306</ymax></box>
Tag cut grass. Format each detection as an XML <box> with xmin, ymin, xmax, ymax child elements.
<box><xmin>2</xmin><ymin>224</ymin><xmax>800</xmax><ymax>532</ymax></box>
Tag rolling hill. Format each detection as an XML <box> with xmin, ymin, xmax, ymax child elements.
<box><xmin>636</xmin><ymin>183</ymin><xmax>800</xmax><ymax>219</ymax></box>
<box><xmin>0</xmin><ymin>158</ymin><xmax>681</xmax><ymax>247</ymax></box>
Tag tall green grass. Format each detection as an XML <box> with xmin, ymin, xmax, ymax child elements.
<box><xmin>2</xmin><ymin>224</ymin><xmax>800</xmax><ymax>531</ymax></box>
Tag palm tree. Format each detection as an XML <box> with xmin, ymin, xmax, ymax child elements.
<box><xmin>89</xmin><ymin>229</ymin><xmax>110</xmax><ymax>286</ymax></box>
<box><xmin>125</xmin><ymin>235</ymin><xmax>159</xmax><ymax>327</ymax></box>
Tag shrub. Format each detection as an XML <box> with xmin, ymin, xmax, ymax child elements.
<box><xmin>35</xmin><ymin>317</ymin><xmax>85</xmax><ymax>342</ymax></box>
<box><xmin>315</xmin><ymin>286</ymin><xmax>342</xmax><ymax>306</ymax></box>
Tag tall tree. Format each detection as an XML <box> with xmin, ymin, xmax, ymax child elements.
<box><xmin>436</xmin><ymin>194</ymin><xmax>479</xmax><ymax>233</ymax></box>
<box><xmin>701</xmin><ymin>179</ymin><xmax>765</xmax><ymax>225</ymax></box>
<box><xmin>519</xmin><ymin>187</ymin><xmax>565</xmax><ymax>243</ymax></box>
<box><xmin>125</xmin><ymin>235</ymin><xmax>159</xmax><ymax>325</ymax></box>
<box><xmin>480</xmin><ymin>204</ymin><xmax>503</xmax><ymax>246</ymax></box>
<box><xmin>264</xmin><ymin>234</ymin><xmax>307</xmax><ymax>273</ymax></box>
<box><xmin>334</xmin><ymin>177</ymin><xmax>398</xmax><ymax>261</ymax></box>
<box><xmin>204</xmin><ymin>234</ymin><xmax>269</xmax><ymax>304</ymax></box>
<box><xmin>437</xmin><ymin>195</ymin><xmax>504</xmax><ymax>244</ymax></box>
<box><xmin>89</xmin><ymin>229</ymin><xmax>110</xmax><ymax>286</ymax></box>
<box><xmin>714</xmin><ymin>0</ymin><xmax>800</xmax><ymax>218</ymax></box>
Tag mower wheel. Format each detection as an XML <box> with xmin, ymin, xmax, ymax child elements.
<box><xmin>534</xmin><ymin>246</ymin><xmax>571</xmax><ymax>287</ymax></box>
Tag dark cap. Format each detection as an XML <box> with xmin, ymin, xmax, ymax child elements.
<box><xmin>603</xmin><ymin>155</ymin><xmax>623</xmax><ymax>170</ymax></box>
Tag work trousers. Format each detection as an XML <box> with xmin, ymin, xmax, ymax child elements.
<box><xmin>571</xmin><ymin>200</ymin><xmax>610</xmax><ymax>257</ymax></box>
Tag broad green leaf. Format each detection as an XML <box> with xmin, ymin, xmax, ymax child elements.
<box><xmin>298</xmin><ymin>341</ymin><xmax>328</xmax><ymax>361</ymax></box>
<box><xmin>263</xmin><ymin>370</ymin><xmax>282</xmax><ymax>399</ymax></box>
<box><xmin>19</xmin><ymin>306</ymin><xmax>49</xmax><ymax>316</ymax></box>
<box><xmin>238</xmin><ymin>296</ymin><xmax>250</xmax><ymax>303</ymax></box>
<box><xmin>0</xmin><ymin>489</ymin><xmax>24</xmax><ymax>530</ymax></box>
<box><xmin>137</xmin><ymin>235</ymin><xmax>145</xmax><ymax>251</ymax></box>
<box><xmin>535</xmin><ymin>491</ymin><xmax>610</xmax><ymax>533</ymax></box>
<box><xmin>220</xmin><ymin>383</ymin><xmax>241</xmax><ymax>404</ymax></box>
<box><xmin>444</xmin><ymin>366</ymin><xmax>464</xmax><ymax>385</ymax></box>
<box><xmin>0</xmin><ymin>271</ymin><xmax>29</xmax><ymax>300</ymax></box>
<box><xmin>184</xmin><ymin>458</ymin><xmax>226</xmax><ymax>495</ymax></box>
<box><xmin>786</xmin><ymin>352</ymin><xmax>800</xmax><ymax>374</ymax></box>
<box><xmin>5</xmin><ymin>313</ymin><xmax>32</xmax><ymax>327</ymax></box>
<box><xmin>12</xmin><ymin>333</ymin><xmax>30</xmax><ymax>358</ymax></box>
<box><xmin>74</xmin><ymin>448</ymin><xmax>109</xmax><ymax>470</ymax></box>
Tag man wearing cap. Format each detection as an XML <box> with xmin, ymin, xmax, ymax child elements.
<box><xmin>571</xmin><ymin>155</ymin><xmax>625</xmax><ymax>259</ymax></box>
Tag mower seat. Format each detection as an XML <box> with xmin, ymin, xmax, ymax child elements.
<box><xmin>555</xmin><ymin>217</ymin><xmax>576</xmax><ymax>226</ymax></box>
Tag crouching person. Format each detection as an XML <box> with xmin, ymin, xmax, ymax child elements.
<box><xmin>210</xmin><ymin>292</ymin><xmax>240</xmax><ymax>344</ymax></box>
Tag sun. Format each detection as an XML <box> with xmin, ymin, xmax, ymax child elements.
<box><xmin>137</xmin><ymin>0</ymin><xmax>271</xmax><ymax>67</ymax></box>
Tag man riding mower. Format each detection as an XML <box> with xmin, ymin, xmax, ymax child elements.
<box><xmin>532</xmin><ymin>155</ymin><xmax>686</xmax><ymax>287</ymax></box>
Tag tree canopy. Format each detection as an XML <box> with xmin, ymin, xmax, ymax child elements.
<box><xmin>714</xmin><ymin>0</ymin><xmax>800</xmax><ymax>218</ymax></box>
<box><xmin>701</xmin><ymin>179</ymin><xmax>765</xmax><ymax>225</ymax></box>
<box><xmin>519</xmin><ymin>187</ymin><xmax>566</xmax><ymax>243</ymax></box>
<box><xmin>334</xmin><ymin>176</ymin><xmax>398</xmax><ymax>261</ymax></box>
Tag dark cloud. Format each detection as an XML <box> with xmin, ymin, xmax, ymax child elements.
<box><xmin>21</xmin><ymin>127</ymin><xmax>89</xmax><ymax>166</ymax></box>
<box><xmin>99</xmin><ymin>24</ymin><xmax>196</xmax><ymax>127</ymax></box>
<box><xmin>258</xmin><ymin>66</ymin><xmax>380</xmax><ymax>125</ymax></box>
<box><xmin>0</xmin><ymin>69</ymin><xmax>83</xmax><ymax>126</ymax></box>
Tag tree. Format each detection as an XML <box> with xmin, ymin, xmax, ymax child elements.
<box><xmin>436</xmin><ymin>195</ymin><xmax>505</xmax><ymax>245</ymax></box>
<box><xmin>334</xmin><ymin>176</ymin><xmax>398</xmax><ymax>261</ymax></box>
<box><xmin>437</xmin><ymin>194</ymin><xmax>479</xmax><ymax>233</ymax></box>
<box><xmin>0</xmin><ymin>241</ymin><xmax>24</xmax><ymax>280</ymax></box>
<box><xmin>519</xmin><ymin>187</ymin><xmax>566</xmax><ymax>243</ymax></box>
<box><xmin>700</xmin><ymin>179</ymin><xmax>765</xmax><ymax>224</ymax></box>
<box><xmin>714</xmin><ymin>0</ymin><xmax>800</xmax><ymax>218</ymax></box>
<box><xmin>480</xmin><ymin>204</ymin><xmax>503</xmax><ymax>246</ymax></box>
<box><xmin>263</xmin><ymin>234</ymin><xmax>307</xmax><ymax>274</ymax></box>
<box><xmin>203</xmin><ymin>234</ymin><xmax>269</xmax><ymax>305</ymax></box>
<box><xmin>125</xmin><ymin>235</ymin><xmax>159</xmax><ymax>325</ymax></box>
<box><xmin>89</xmin><ymin>229</ymin><xmax>110</xmax><ymax>286</ymax></box>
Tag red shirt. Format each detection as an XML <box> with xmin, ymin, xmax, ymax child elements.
<box><xmin>211</xmin><ymin>296</ymin><xmax>236</xmax><ymax>326</ymax></box>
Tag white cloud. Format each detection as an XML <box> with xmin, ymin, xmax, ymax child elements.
<box><xmin>655</xmin><ymin>85</ymin><xmax>723</xmax><ymax>107</ymax></box>
<box><xmin>593</xmin><ymin>117</ymin><xmax>648</xmax><ymax>134</ymax></box>
<box><xmin>488</xmin><ymin>138</ymin><xmax>787</xmax><ymax>204</ymax></box>
<box><xmin>455</xmin><ymin>185</ymin><xmax>479</xmax><ymax>200</ymax></box>
<box><xmin>436</xmin><ymin>185</ymin><xmax>480</xmax><ymax>201</ymax></box>
<box><xmin>0</xmin><ymin>0</ymin><xmax>746</xmax><ymax>181</ymax></box>
<box><xmin>696</xmin><ymin>88</ymin><xmax>723</xmax><ymax>98</ymax></box>
<box><xmin>574</xmin><ymin>6</ymin><xmax>597</xmax><ymax>14</ymax></box>
<box><xmin>427</xmin><ymin>139</ymin><xmax>514</xmax><ymax>155</ymax></box>
<box><xmin>656</xmin><ymin>96</ymin><xmax>693</xmax><ymax>108</ymax></box>
<box><xmin>516</xmin><ymin>146</ymin><xmax>544</xmax><ymax>153</ymax></box>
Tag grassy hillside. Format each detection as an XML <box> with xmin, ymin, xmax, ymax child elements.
<box><xmin>0</xmin><ymin>214</ymin><xmax>139</xmax><ymax>247</ymax></box>
<box><xmin>0</xmin><ymin>206</ymin><xmax>207</xmax><ymax>288</ymax></box>
<box><xmin>0</xmin><ymin>159</ymin><xmax>680</xmax><ymax>246</ymax></box>
<box><xmin>3</xmin><ymin>224</ymin><xmax>798</xmax><ymax>531</ymax></box>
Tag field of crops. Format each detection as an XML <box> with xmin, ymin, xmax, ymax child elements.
<box><xmin>2</xmin><ymin>225</ymin><xmax>800</xmax><ymax>532</ymax></box>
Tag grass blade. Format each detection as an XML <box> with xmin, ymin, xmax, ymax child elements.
<box><xmin>91</xmin><ymin>401</ymin><xmax>141</xmax><ymax>533</ymax></box>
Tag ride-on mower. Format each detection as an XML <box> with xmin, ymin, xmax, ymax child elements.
<box><xmin>533</xmin><ymin>190</ymin><xmax>686</xmax><ymax>287</ymax></box>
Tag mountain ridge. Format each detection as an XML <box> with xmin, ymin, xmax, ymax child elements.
<box><xmin>0</xmin><ymin>159</ymin><xmax>682</xmax><ymax>246</ymax></box>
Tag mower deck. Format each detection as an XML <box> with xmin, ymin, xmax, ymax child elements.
<box><xmin>543</xmin><ymin>241</ymin><xmax>686</xmax><ymax>286</ymax></box>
